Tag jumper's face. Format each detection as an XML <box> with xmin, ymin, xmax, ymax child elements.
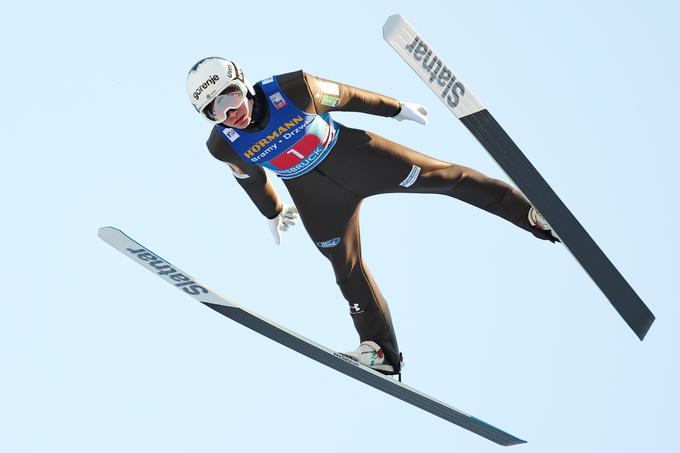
<box><xmin>200</xmin><ymin>78</ymin><xmax>252</xmax><ymax>127</ymax></box>
<box><xmin>221</xmin><ymin>98</ymin><xmax>253</xmax><ymax>129</ymax></box>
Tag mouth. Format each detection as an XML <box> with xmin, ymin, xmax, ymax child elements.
<box><xmin>233</xmin><ymin>114</ymin><xmax>247</xmax><ymax>127</ymax></box>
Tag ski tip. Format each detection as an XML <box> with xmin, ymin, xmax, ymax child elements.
<box><xmin>382</xmin><ymin>14</ymin><xmax>405</xmax><ymax>39</ymax></box>
<box><xmin>97</xmin><ymin>226</ymin><xmax>121</xmax><ymax>241</ymax></box>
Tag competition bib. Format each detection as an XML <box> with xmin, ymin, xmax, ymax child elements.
<box><xmin>217</xmin><ymin>76</ymin><xmax>339</xmax><ymax>179</ymax></box>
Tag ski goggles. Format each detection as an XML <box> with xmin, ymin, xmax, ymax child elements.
<box><xmin>202</xmin><ymin>79</ymin><xmax>248</xmax><ymax>123</ymax></box>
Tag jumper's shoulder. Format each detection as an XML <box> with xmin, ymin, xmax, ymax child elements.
<box><xmin>275</xmin><ymin>70</ymin><xmax>316</xmax><ymax>112</ymax></box>
<box><xmin>275</xmin><ymin>69</ymin><xmax>306</xmax><ymax>86</ymax></box>
<box><xmin>206</xmin><ymin>125</ymin><xmax>234</xmax><ymax>163</ymax></box>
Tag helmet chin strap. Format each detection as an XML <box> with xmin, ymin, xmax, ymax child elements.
<box><xmin>248</xmin><ymin>85</ymin><xmax>266</xmax><ymax>125</ymax></box>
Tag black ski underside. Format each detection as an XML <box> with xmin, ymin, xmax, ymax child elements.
<box><xmin>98</xmin><ymin>226</ymin><xmax>526</xmax><ymax>446</ymax></box>
<box><xmin>460</xmin><ymin>109</ymin><xmax>654</xmax><ymax>339</ymax></box>
<box><xmin>203</xmin><ymin>302</ymin><xmax>526</xmax><ymax>446</ymax></box>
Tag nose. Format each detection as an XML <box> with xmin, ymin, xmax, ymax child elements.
<box><xmin>227</xmin><ymin>108</ymin><xmax>238</xmax><ymax>118</ymax></box>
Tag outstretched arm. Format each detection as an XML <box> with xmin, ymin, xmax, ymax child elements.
<box><xmin>207</xmin><ymin>127</ymin><xmax>282</xmax><ymax>219</ymax></box>
<box><xmin>274</xmin><ymin>70</ymin><xmax>427</xmax><ymax>124</ymax></box>
<box><xmin>304</xmin><ymin>72</ymin><xmax>402</xmax><ymax>117</ymax></box>
<box><xmin>301</xmin><ymin>72</ymin><xmax>427</xmax><ymax>124</ymax></box>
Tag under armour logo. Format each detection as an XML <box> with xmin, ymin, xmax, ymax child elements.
<box><xmin>350</xmin><ymin>303</ymin><xmax>364</xmax><ymax>314</ymax></box>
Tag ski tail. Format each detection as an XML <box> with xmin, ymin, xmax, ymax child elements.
<box><xmin>458</xmin><ymin>110</ymin><xmax>655</xmax><ymax>339</ymax></box>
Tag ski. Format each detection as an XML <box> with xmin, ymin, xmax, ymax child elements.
<box><xmin>98</xmin><ymin>226</ymin><xmax>526</xmax><ymax>446</ymax></box>
<box><xmin>383</xmin><ymin>14</ymin><xmax>655</xmax><ymax>340</ymax></box>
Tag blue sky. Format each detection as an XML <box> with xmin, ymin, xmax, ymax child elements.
<box><xmin>2</xmin><ymin>1</ymin><xmax>679</xmax><ymax>452</ymax></box>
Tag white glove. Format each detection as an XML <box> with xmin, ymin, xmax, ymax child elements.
<box><xmin>393</xmin><ymin>101</ymin><xmax>428</xmax><ymax>125</ymax></box>
<box><xmin>268</xmin><ymin>204</ymin><xmax>299</xmax><ymax>245</ymax></box>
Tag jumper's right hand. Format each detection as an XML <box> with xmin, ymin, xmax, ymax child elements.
<box><xmin>267</xmin><ymin>204</ymin><xmax>299</xmax><ymax>245</ymax></box>
<box><xmin>393</xmin><ymin>101</ymin><xmax>429</xmax><ymax>125</ymax></box>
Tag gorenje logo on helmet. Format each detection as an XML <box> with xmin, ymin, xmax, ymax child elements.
<box><xmin>193</xmin><ymin>74</ymin><xmax>220</xmax><ymax>101</ymax></box>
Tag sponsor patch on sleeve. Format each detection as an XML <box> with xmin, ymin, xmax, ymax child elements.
<box><xmin>319</xmin><ymin>94</ymin><xmax>340</xmax><ymax>107</ymax></box>
<box><xmin>317</xmin><ymin>80</ymin><xmax>340</xmax><ymax>95</ymax></box>
<box><xmin>316</xmin><ymin>80</ymin><xmax>341</xmax><ymax>107</ymax></box>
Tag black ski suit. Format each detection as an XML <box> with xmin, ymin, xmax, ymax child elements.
<box><xmin>206</xmin><ymin>71</ymin><xmax>553</xmax><ymax>372</ymax></box>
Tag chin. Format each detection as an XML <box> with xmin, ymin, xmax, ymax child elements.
<box><xmin>235</xmin><ymin>117</ymin><xmax>250</xmax><ymax>128</ymax></box>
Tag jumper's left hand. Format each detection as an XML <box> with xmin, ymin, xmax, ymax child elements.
<box><xmin>393</xmin><ymin>102</ymin><xmax>428</xmax><ymax>125</ymax></box>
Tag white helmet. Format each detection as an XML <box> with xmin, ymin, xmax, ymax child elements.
<box><xmin>186</xmin><ymin>57</ymin><xmax>255</xmax><ymax>120</ymax></box>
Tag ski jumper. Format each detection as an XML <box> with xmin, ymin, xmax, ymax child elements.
<box><xmin>206</xmin><ymin>71</ymin><xmax>553</xmax><ymax>372</ymax></box>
